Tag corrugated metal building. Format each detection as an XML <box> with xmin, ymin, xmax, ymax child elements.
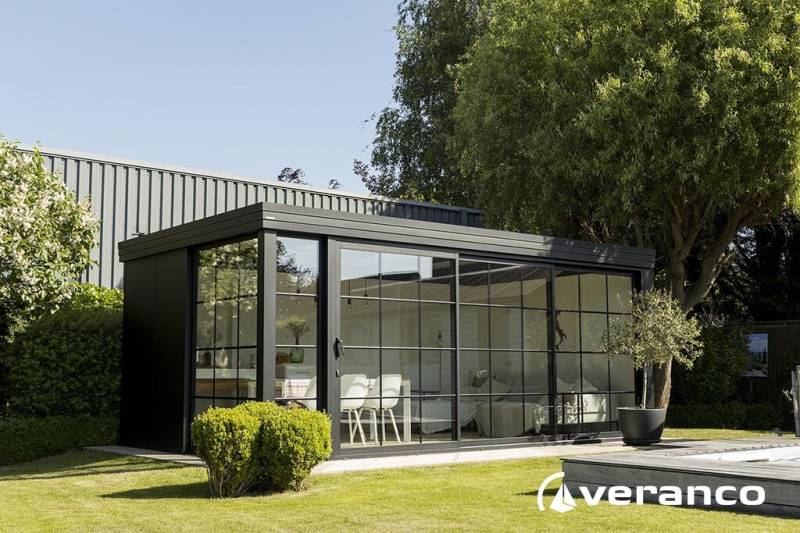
<box><xmin>24</xmin><ymin>147</ymin><xmax>483</xmax><ymax>289</ymax></box>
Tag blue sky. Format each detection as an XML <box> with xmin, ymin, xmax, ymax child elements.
<box><xmin>1</xmin><ymin>1</ymin><xmax>398</xmax><ymax>192</ymax></box>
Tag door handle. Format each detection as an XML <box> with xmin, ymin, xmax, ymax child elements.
<box><xmin>334</xmin><ymin>337</ymin><xmax>345</xmax><ymax>360</ymax></box>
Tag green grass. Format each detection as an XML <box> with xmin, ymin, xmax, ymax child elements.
<box><xmin>0</xmin><ymin>429</ymin><xmax>796</xmax><ymax>532</ymax></box>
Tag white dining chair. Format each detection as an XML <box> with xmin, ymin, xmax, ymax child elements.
<box><xmin>361</xmin><ymin>374</ymin><xmax>403</xmax><ymax>444</ymax></box>
<box><xmin>340</xmin><ymin>374</ymin><xmax>369</xmax><ymax>446</ymax></box>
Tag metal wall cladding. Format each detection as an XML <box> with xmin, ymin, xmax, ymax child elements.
<box><xmin>35</xmin><ymin>149</ymin><xmax>483</xmax><ymax>289</ymax></box>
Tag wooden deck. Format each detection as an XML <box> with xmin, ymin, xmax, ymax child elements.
<box><xmin>562</xmin><ymin>438</ymin><xmax>800</xmax><ymax>517</ymax></box>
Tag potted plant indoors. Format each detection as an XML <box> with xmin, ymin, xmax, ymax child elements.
<box><xmin>278</xmin><ymin>315</ymin><xmax>311</xmax><ymax>363</ymax></box>
<box><xmin>602</xmin><ymin>289</ymin><xmax>702</xmax><ymax>445</ymax></box>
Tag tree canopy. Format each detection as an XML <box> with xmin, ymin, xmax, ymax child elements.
<box><xmin>0</xmin><ymin>140</ymin><xmax>97</xmax><ymax>340</ymax></box>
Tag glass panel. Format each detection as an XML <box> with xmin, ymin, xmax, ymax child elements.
<box><xmin>580</xmin><ymin>273</ymin><xmax>607</xmax><ymax>312</ymax></box>
<box><xmin>460</xmin><ymin>306</ymin><xmax>490</xmax><ymax>348</ymax></box>
<box><xmin>214</xmin><ymin>300</ymin><xmax>237</xmax><ymax>347</ymax></box>
<box><xmin>420</xmin><ymin>257</ymin><xmax>455</xmax><ymax>302</ymax></box>
<box><xmin>238</xmin><ymin>296</ymin><xmax>257</xmax><ymax>346</ymax></box>
<box><xmin>371</xmin><ymin>396</ymin><xmax>418</xmax><ymax>446</ymax></box>
<box><xmin>580</xmin><ymin>313</ymin><xmax>607</xmax><ymax>353</ymax></box>
<box><xmin>523</xmin><ymin>352</ymin><xmax>549</xmax><ymax>394</ymax></box>
<box><xmin>340</xmin><ymin>349</ymin><xmax>380</xmax><ymax>382</ymax></box>
<box><xmin>610</xmin><ymin>355</ymin><xmax>635</xmax><ymax>391</ymax></box>
<box><xmin>489</xmin><ymin>395</ymin><xmax>524</xmax><ymax>437</ymax></box>
<box><xmin>276</xmin><ymin>295</ymin><xmax>317</xmax><ymax>346</ymax></box>
<box><xmin>381</xmin><ymin>253</ymin><xmax>420</xmax><ymax>300</ymax></box>
<box><xmin>459</xmin><ymin>261</ymin><xmax>489</xmax><ymax>304</ymax></box>
<box><xmin>492</xmin><ymin>351</ymin><xmax>522</xmax><ymax>393</ymax></box>
<box><xmin>460</xmin><ymin>351</ymin><xmax>491</xmax><ymax>394</ymax></box>
<box><xmin>420</xmin><ymin>303</ymin><xmax>454</xmax><ymax>348</ymax></box>
<box><xmin>421</xmin><ymin>350</ymin><xmax>454</xmax><ymax>394</ymax></box>
<box><xmin>524</xmin><ymin>396</ymin><xmax>549</xmax><ymax>435</ymax></box>
<box><xmin>275</xmin><ymin>349</ymin><xmax>316</xmax><ymax>407</ymax></box>
<box><xmin>523</xmin><ymin>309</ymin><xmax>549</xmax><ymax>351</ymax></box>
<box><xmin>382</xmin><ymin>349</ymin><xmax>420</xmax><ymax>394</ymax></box>
<box><xmin>556</xmin><ymin>353</ymin><xmax>581</xmax><ymax>392</ymax></box>
<box><xmin>582</xmin><ymin>393</ymin><xmax>611</xmax><ymax>423</ymax></box>
<box><xmin>555</xmin><ymin>272</ymin><xmax>579</xmax><ymax>310</ymax></box>
<box><xmin>382</xmin><ymin>300</ymin><xmax>419</xmax><ymax>347</ymax></box>
<box><xmin>420</xmin><ymin>397</ymin><xmax>454</xmax><ymax>442</ymax></box>
<box><xmin>581</xmin><ymin>354</ymin><xmax>610</xmax><ymax>392</ymax></box>
<box><xmin>489</xmin><ymin>264</ymin><xmax>521</xmax><ymax>306</ymax></box>
<box><xmin>608</xmin><ymin>275</ymin><xmax>633</xmax><ymax>314</ymax></box>
<box><xmin>193</xmin><ymin>238</ymin><xmax>258</xmax><ymax>416</ymax></box>
<box><xmin>611</xmin><ymin>393</ymin><xmax>637</xmax><ymax>420</ymax></box>
<box><xmin>463</xmin><ymin>396</ymin><xmax>490</xmax><ymax>439</ymax></box>
<box><xmin>341</xmin><ymin>249</ymin><xmax>379</xmax><ymax>298</ymax></box>
<box><xmin>554</xmin><ymin>311</ymin><xmax>579</xmax><ymax>352</ymax></box>
<box><xmin>196</xmin><ymin>302</ymin><xmax>215</xmax><ymax>349</ymax></box>
<box><xmin>277</xmin><ymin>237</ymin><xmax>319</xmax><ymax>294</ymax></box>
<box><xmin>521</xmin><ymin>267</ymin><xmax>548</xmax><ymax>309</ymax></box>
<box><xmin>194</xmin><ymin>397</ymin><xmax>213</xmax><ymax>418</ymax></box>
<box><xmin>238</xmin><ymin>348</ymin><xmax>258</xmax><ymax>399</ymax></box>
<box><xmin>490</xmin><ymin>307</ymin><xmax>522</xmax><ymax>349</ymax></box>
<box><xmin>341</xmin><ymin>297</ymin><xmax>380</xmax><ymax>346</ymax></box>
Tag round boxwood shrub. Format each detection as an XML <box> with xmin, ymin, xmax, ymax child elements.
<box><xmin>191</xmin><ymin>402</ymin><xmax>332</xmax><ymax>497</ymax></box>
<box><xmin>192</xmin><ymin>407</ymin><xmax>263</xmax><ymax>498</ymax></box>
<box><xmin>0</xmin><ymin>283</ymin><xmax>122</xmax><ymax>418</ymax></box>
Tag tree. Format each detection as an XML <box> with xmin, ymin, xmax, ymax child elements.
<box><xmin>327</xmin><ymin>179</ymin><xmax>342</xmax><ymax>190</ymax></box>
<box><xmin>603</xmin><ymin>290</ymin><xmax>702</xmax><ymax>409</ymax></box>
<box><xmin>368</xmin><ymin>0</ymin><xmax>487</xmax><ymax>205</ymax></box>
<box><xmin>452</xmin><ymin>0</ymin><xmax>800</xmax><ymax>407</ymax></box>
<box><xmin>276</xmin><ymin>167</ymin><xmax>308</xmax><ymax>185</ymax></box>
<box><xmin>0</xmin><ymin>140</ymin><xmax>98</xmax><ymax>341</ymax></box>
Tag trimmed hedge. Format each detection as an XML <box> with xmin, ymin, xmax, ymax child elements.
<box><xmin>192</xmin><ymin>402</ymin><xmax>332</xmax><ymax>497</ymax></box>
<box><xmin>0</xmin><ymin>415</ymin><xmax>117</xmax><ymax>466</ymax></box>
<box><xmin>666</xmin><ymin>402</ymin><xmax>780</xmax><ymax>431</ymax></box>
<box><xmin>0</xmin><ymin>283</ymin><xmax>123</xmax><ymax>419</ymax></box>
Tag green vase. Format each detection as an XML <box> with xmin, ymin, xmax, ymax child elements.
<box><xmin>290</xmin><ymin>347</ymin><xmax>305</xmax><ymax>363</ymax></box>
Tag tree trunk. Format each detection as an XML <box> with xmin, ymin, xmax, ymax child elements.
<box><xmin>652</xmin><ymin>359</ymin><xmax>672</xmax><ymax>409</ymax></box>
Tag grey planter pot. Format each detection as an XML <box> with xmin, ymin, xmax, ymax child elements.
<box><xmin>618</xmin><ymin>407</ymin><xmax>667</xmax><ymax>446</ymax></box>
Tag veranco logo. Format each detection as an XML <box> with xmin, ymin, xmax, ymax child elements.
<box><xmin>536</xmin><ymin>472</ymin><xmax>766</xmax><ymax>513</ymax></box>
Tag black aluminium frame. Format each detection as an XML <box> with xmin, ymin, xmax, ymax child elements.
<box><xmin>119</xmin><ymin>202</ymin><xmax>654</xmax><ymax>456</ymax></box>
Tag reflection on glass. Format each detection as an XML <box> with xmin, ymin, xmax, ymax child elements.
<box><xmin>193</xmin><ymin>238</ymin><xmax>259</xmax><ymax>415</ymax></box>
<box><xmin>611</xmin><ymin>356</ymin><xmax>635</xmax><ymax>391</ymax></box>
<box><xmin>420</xmin><ymin>303</ymin><xmax>453</xmax><ymax>348</ymax></box>
<box><xmin>608</xmin><ymin>275</ymin><xmax>633</xmax><ymax>313</ymax></box>
<box><xmin>523</xmin><ymin>309</ymin><xmax>549</xmax><ymax>351</ymax></box>
<box><xmin>492</xmin><ymin>351</ymin><xmax>522</xmax><ymax>392</ymax></box>
<box><xmin>340</xmin><ymin>249</ymin><xmax>379</xmax><ymax>297</ymax></box>
<box><xmin>277</xmin><ymin>237</ymin><xmax>319</xmax><ymax>294</ymax></box>
<box><xmin>556</xmin><ymin>353</ymin><xmax>581</xmax><ymax>392</ymax></box>
<box><xmin>489</xmin><ymin>264</ymin><xmax>521</xmax><ymax>306</ymax></box>
<box><xmin>275</xmin><ymin>237</ymin><xmax>319</xmax><ymax>410</ymax></box>
<box><xmin>490</xmin><ymin>307</ymin><xmax>522</xmax><ymax>349</ymax></box>
<box><xmin>522</xmin><ymin>267</ymin><xmax>548</xmax><ymax>309</ymax></box>
<box><xmin>382</xmin><ymin>300</ymin><xmax>419</xmax><ymax>347</ymax></box>
<box><xmin>341</xmin><ymin>297</ymin><xmax>380</xmax><ymax>347</ymax></box>
<box><xmin>420</xmin><ymin>350</ymin><xmax>454</xmax><ymax>394</ymax></box>
<box><xmin>554</xmin><ymin>311</ymin><xmax>579</xmax><ymax>352</ymax></box>
<box><xmin>420</xmin><ymin>257</ymin><xmax>455</xmax><ymax>301</ymax></box>
<box><xmin>523</xmin><ymin>353</ymin><xmax>549</xmax><ymax>393</ymax></box>
<box><xmin>276</xmin><ymin>295</ymin><xmax>317</xmax><ymax>345</ymax></box>
<box><xmin>459</xmin><ymin>261</ymin><xmax>489</xmax><ymax>304</ymax></box>
<box><xmin>555</xmin><ymin>272</ymin><xmax>580</xmax><ymax>310</ymax></box>
<box><xmin>460</xmin><ymin>351</ymin><xmax>491</xmax><ymax>393</ymax></box>
<box><xmin>420</xmin><ymin>398</ymin><xmax>454</xmax><ymax>442</ymax></box>
<box><xmin>580</xmin><ymin>273</ymin><xmax>607</xmax><ymax>312</ymax></box>
<box><xmin>381</xmin><ymin>253</ymin><xmax>420</xmax><ymax>300</ymax></box>
<box><xmin>580</xmin><ymin>313</ymin><xmax>607</xmax><ymax>353</ymax></box>
<box><xmin>459</xmin><ymin>306</ymin><xmax>489</xmax><ymax>348</ymax></box>
<box><xmin>382</xmin><ymin>349</ymin><xmax>420</xmax><ymax>393</ymax></box>
<box><xmin>581</xmin><ymin>354</ymin><xmax>610</xmax><ymax>391</ymax></box>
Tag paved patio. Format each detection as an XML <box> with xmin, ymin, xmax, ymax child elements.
<box><xmin>88</xmin><ymin>440</ymin><xmax>630</xmax><ymax>474</ymax></box>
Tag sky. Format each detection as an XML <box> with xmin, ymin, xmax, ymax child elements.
<box><xmin>0</xmin><ymin>1</ymin><xmax>399</xmax><ymax>192</ymax></box>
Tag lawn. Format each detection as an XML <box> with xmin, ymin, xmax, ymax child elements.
<box><xmin>0</xmin><ymin>429</ymin><xmax>796</xmax><ymax>532</ymax></box>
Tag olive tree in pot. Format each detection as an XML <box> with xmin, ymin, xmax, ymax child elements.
<box><xmin>602</xmin><ymin>289</ymin><xmax>702</xmax><ymax>445</ymax></box>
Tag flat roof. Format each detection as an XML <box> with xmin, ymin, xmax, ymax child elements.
<box><xmin>119</xmin><ymin>202</ymin><xmax>655</xmax><ymax>270</ymax></box>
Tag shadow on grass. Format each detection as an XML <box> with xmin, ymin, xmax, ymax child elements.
<box><xmin>517</xmin><ymin>487</ymin><xmax>559</xmax><ymax>497</ymax></box>
<box><xmin>103</xmin><ymin>481</ymin><xmax>212</xmax><ymax>500</ymax></box>
<box><xmin>0</xmin><ymin>449</ymin><xmax>188</xmax><ymax>481</ymax></box>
